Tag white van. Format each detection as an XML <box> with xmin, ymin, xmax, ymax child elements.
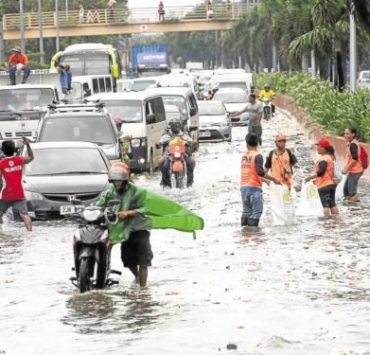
<box><xmin>148</xmin><ymin>87</ymin><xmax>199</xmax><ymax>144</ymax></box>
<box><xmin>88</xmin><ymin>91</ymin><xmax>166</xmax><ymax>172</ymax></box>
<box><xmin>158</xmin><ymin>74</ymin><xmax>201</xmax><ymax>100</ymax></box>
<box><xmin>71</xmin><ymin>75</ymin><xmax>114</xmax><ymax>101</ymax></box>
<box><xmin>211</xmin><ymin>73</ymin><xmax>254</xmax><ymax>93</ymax></box>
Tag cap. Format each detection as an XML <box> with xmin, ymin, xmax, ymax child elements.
<box><xmin>315</xmin><ymin>138</ymin><xmax>331</xmax><ymax>148</ymax></box>
<box><xmin>275</xmin><ymin>133</ymin><xmax>287</xmax><ymax>142</ymax></box>
<box><xmin>11</xmin><ymin>46</ymin><xmax>22</xmax><ymax>53</ymax></box>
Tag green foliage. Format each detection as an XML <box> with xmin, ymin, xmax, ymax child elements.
<box><xmin>256</xmin><ymin>72</ymin><xmax>370</xmax><ymax>142</ymax></box>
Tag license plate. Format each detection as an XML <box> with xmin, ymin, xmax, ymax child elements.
<box><xmin>60</xmin><ymin>205</ymin><xmax>84</xmax><ymax>215</ymax></box>
<box><xmin>199</xmin><ymin>130</ymin><xmax>211</xmax><ymax>137</ymax></box>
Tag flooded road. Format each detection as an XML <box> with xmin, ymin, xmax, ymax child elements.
<box><xmin>2</xmin><ymin>112</ymin><xmax>370</xmax><ymax>355</ymax></box>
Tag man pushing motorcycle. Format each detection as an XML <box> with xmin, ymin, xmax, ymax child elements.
<box><xmin>159</xmin><ymin>118</ymin><xmax>195</xmax><ymax>188</ymax></box>
<box><xmin>94</xmin><ymin>162</ymin><xmax>153</xmax><ymax>287</ymax></box>
<box><xmin>93</xmin><ymin>161</ymin><xmax>204</xmax><ymax>288</ymax></box>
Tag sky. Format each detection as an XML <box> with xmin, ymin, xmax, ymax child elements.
<box><xmin>128</xmin><ymin>0</ymin><xmax>204</xmax><ymax>7</ymax></box>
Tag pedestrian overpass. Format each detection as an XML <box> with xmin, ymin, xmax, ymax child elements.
<box><xmin>2</xmin><ymin>2</ymin><xmax>259</xmax><ymax>40</ymax></box>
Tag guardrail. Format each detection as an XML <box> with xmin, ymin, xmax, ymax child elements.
<box><xmin>3</xmin><ymin>3</ymin><xmax>258</xmax><ymax>31</ymax></box>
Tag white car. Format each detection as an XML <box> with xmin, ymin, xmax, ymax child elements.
<box><xmin>357</xmin><ymin>71</ymin><xmax>370</xmax><ymax>88</ymax></box>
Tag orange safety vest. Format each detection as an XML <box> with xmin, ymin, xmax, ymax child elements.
<box><xmin>315</xmin><ymin>154</ymin><xmax>335</xmax><ymax>189</ymax></box>
<box><xmin>241</xmin><ymin>150</ymin><xmax>262</xmax><ymax>188</ymax></box>
<box><xmin>346</xmin><ymin>141</ymin><xmax>363</xmax><ymax>174</ymax></box>
<box><xmin>270</xmin><ymin>150</ymin><xmax>292</xmax><ymax>187</ymax></box>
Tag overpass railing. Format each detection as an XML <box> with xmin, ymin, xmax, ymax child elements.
<box><xmin>3</xmin><ymin>3</ymin><xmax>259</xmax><ymax>31</ymax></box>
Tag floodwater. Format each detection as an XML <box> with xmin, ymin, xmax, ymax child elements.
<box><xmin>2</xmin><ymin>113</ymin><xmax>370</xmax><ymax>355</ymax></box>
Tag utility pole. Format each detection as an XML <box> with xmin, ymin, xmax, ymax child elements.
<box><xmin>311</xmin><ymin>50</ymin><xmax>316</xmax><ymax>78</ymax></box>
<box><xmin>55</xmin><ymin>0</ymin><xmax>60</xmax><ymax>52</ymax></box>
<box><xmin>349</xmin><ymin>0</ymin><xmax>357</xmax><ymax>93</ymax></box>
<box><xmin>0</xmin><ymin>21</ymin><xmax>4</xmax><ymax>64</ymax></box>
<box><xmin>272</xmin><ymin>43</ymin><xmax>277</xmax><ymax>72</ymax></box>
<box><xmin>20</xmin><ymin>0</ymin><xmax>25</xmax><ymax>52</ymax></box>
<box><xmin>38</xmin><ymin>0</ymin><xmax>45</xmax><ymax>64</ymax></box>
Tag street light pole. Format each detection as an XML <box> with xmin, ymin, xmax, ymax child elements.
<box><xmin>20</xmin><ymin>0</ymin><xmax>25</xmax><ymax>52</ymax></box>
<box><xmin>55</xmin><ymin>0</ymin><xmax>60</xmax><ymax>52</ymax></box>
<box><xmin>349</xmin><ymin>0</ymin><xmax>357</xmax><ymax>93</ymax></box>
<box><xmin>38</xmin><ymin>0</ymin><xmax>44</xmax><ymax>64</ymax></box>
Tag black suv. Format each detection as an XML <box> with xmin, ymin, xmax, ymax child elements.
<box><xmin>36</xmin><ymin>103</ymin><xmax>121</xmax><ymax>161</ymax></box>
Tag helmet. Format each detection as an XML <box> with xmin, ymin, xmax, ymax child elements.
<box><xmin>12</xmin><ymin>46</ymin><xmax>22</xmax><ymax>53</ymax></box>
<box><xmin>108</xmin><ymin>162</ymin><xmax>130</xmax><ymax>182</ymax></box>
<box><xmin>169</xmin><ymin>118</ymin><xmax>181</xmax><ymax>134</ymax></box>
<box><xmin>264</xmin><ymin>83</ymin><xmax>271</xmax><ymax>89</ymax></box>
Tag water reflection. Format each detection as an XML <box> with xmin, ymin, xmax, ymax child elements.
<box><xmin>64</xmin><ymin>288</ymin><xmax>164</xmax><ymax>335</ymax></box>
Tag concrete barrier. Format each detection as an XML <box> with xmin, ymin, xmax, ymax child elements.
<box><xmin>275</xmin><ymin>95</ymin><xmax>370</xmax><ymax>179</ymax></box>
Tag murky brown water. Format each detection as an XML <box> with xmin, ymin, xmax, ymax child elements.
<box><xmin>1</xmin><ymin>113</ymin><xmax>370</xmax><ymax>355</ymax></box>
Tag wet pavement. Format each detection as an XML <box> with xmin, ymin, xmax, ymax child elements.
<box><xmin>1</xmin><ymin>112</ymin><xmax>370</xmax><ymax>355</ymax></box>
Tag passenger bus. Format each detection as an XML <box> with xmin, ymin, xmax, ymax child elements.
<box><xmin>50</xmin><ymin>43</ymin><xmax>122</xmax><ymax>91</ymax></box>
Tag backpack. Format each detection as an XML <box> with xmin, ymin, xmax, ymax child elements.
<box><xmin>360</xmin><ymin>145</ymin><xmax>369</xmax><ymax>170</ymax></box>
<box><xmin>268</xmin><ymin>148</ymin><xmax>295</xmax><ymax>173</ymax></box>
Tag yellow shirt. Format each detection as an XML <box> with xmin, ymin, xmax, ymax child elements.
<box><xmin>259</xmin><ymin>89</ymin><xmax>275</xmax><ymax>100</ymax></box>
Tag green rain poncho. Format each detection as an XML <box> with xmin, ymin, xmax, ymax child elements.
<box><xmin>94</xmin><ymin>183</ymin><xmax>204</xmax><ymax>244</ymax></box>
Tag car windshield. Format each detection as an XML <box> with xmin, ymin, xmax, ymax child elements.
<box><xmin>162</xmin><ymin>95</ymin><xmax>188</xmax><ymax>118</ymax></box>
<box><xmin>199</xmin><ymin>102</ymin><xmax>225</xmax><ymax>116</ymax></box>
<box><xmin>213</xmin><ymin>91</ymin><xmax>248</xmax><ymax>103</ymax></box>
<box><xmin>131</xmin><ymin>80</ymin><xmax>156</xmax><ymax>91</ymax></box>
<box><xmin>25</xmin><ymin>148</ymin><xmax>108</xmax><ymax>176</ymax></box>
<box><xmin>0</xmin><ymin>88</ymin><xmax>55</xmax><ymax>110</ymax></box>
<box><xmin>361</xmin><ymin>72</ymin><xmax>370</xmax><ymax>79</ymax></box>
<box><xmin>218</xmin><ymin>82</ymin><xmax>247</xmax><ymax>90</ymax></box>
<box><xmin>40</xmin><ymin>116</ymin><xmax>115</xmax><ymax>144</ymax></box>
<box><xmin>104</xmin><ymin>100</ymin><xmax>143</xmax><ymax>123</ymax></box>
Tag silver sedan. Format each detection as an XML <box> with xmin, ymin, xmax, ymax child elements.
<box><xmin>198</xmin><ymin>100</ymin><xmax>232</xmax><ymax>142</ymax></box>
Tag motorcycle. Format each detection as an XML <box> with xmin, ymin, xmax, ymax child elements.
<box><xmin>168</xmin><ymin>137</ymin><xmax>187</xmax><ymax>189</ymax></box>
<box><xmin>261</xmin><ymin>98</ymin><xmax>272</xmax><ymax>121</ymax></box>
<box><xmin>64</xmin><ymin>200</ymin><xmax>121</xmax><ymax>293</ymax></box>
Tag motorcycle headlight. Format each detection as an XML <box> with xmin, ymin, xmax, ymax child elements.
<box><xmin>82</xmin><ymin>209</ymin><xmax>102</xmax><ymax>222</ymax></box>
<box><xmin>25</xmin><ymin>191</ymin><xmax>43</xmax><ymax>200</ymax></box>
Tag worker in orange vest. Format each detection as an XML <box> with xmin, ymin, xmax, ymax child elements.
<box><xmin>240</xmin><ymin>133</ymin><xmax>280</xmax><ymax>227</ymax></box>
<box><xmin>265</xmin><ymin>133</ymin><xmax>299</xmax><ymax>189</ymax></box>
<box><xmin>305</xmin><ymin>138</ymin><xmax>339</xmax><ymax>217</ymax></box>
<box><xmin>342</xmin><ymin>128</ymin><xmax>364</xmax><ymax>202</ymax></box>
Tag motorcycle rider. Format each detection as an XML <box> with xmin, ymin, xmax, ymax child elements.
<box><xmin>159</xmin><ymin>118</ymin><xmax>195</xmax><ymax>187</ymax></box>
<box><xmin>258</xmin><ymin>84</ymin><xmax>276</xmax><ymax>116</ymax></box>
<box><xmin>8</xmin><ymin>47</ymin><xmax>31</xmax><ymax>85</ymax></box>
<box><xmin>94</xmin><ymin>162</ymin><xmax>153</xmax><ymax>287</ymax></box>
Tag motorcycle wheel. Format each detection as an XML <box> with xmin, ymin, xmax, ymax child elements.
<box><xmin>79</xmin><ymin>257</ymin><xmax>93</xmax><ymax>293</ymax></box>
<box><xmin>96</xmin><ymin>254</ymin><xmax>107</xmax><ymax>289</ymax></box>
<box><xmin>175</xmin><ymin>172</ymin><xmax>184</xmax><ymax>189</ymax></box>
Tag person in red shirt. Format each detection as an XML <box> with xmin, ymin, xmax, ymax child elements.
<box><xmin>0</xmin><ymin>138</ymin><xmax>34</xmax><ymax>231</ymax></box>
<box><xmin>8</xmin><ymin>46</ymin><xmax>30</xmax><ymax>85</ymax></box>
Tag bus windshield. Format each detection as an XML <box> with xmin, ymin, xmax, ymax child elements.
<box><xmin>61</xmin><ymin>52</ymin><xmax>111</xmax><ymax>76</ymax></box>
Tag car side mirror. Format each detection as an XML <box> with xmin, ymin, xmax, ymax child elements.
<box><xmin>189</xmin><ymin>107</ymin><xmax>197</xmax><ymax>116</ymax></box>
<box><xmin>146</xmin><ymin>114</ymin><xmax>156</xmax><ymax>124</ymax></box>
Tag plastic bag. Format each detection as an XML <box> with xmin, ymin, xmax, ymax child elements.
<box><xmin>269</xmin><ymin>183</ymin><xmax>296</xmax><ymax>225</ymax></box>
<box><xmin>296</xmin><ymin>181</ymin><xmax>324</xmax><ymax>217</ymax></box>
<box><xmin>335</xmin><ymin>175</ymin><xmax>345</xmax><ymax>201</ymax></box>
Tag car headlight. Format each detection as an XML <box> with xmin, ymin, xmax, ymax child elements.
<box><xmin>82</xmin><ymin>208</ymin><xmax>102</xmax><ymax>222</ymax></box>
<box><xmin>131</xmin><ymin>138</ymin><xmax>141</xmax><ymax>147</ymax></box>
<box><xmin>25</xmin><ymin>191</ymin><xmax>43</xmax><ymax>200</ymax></box>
